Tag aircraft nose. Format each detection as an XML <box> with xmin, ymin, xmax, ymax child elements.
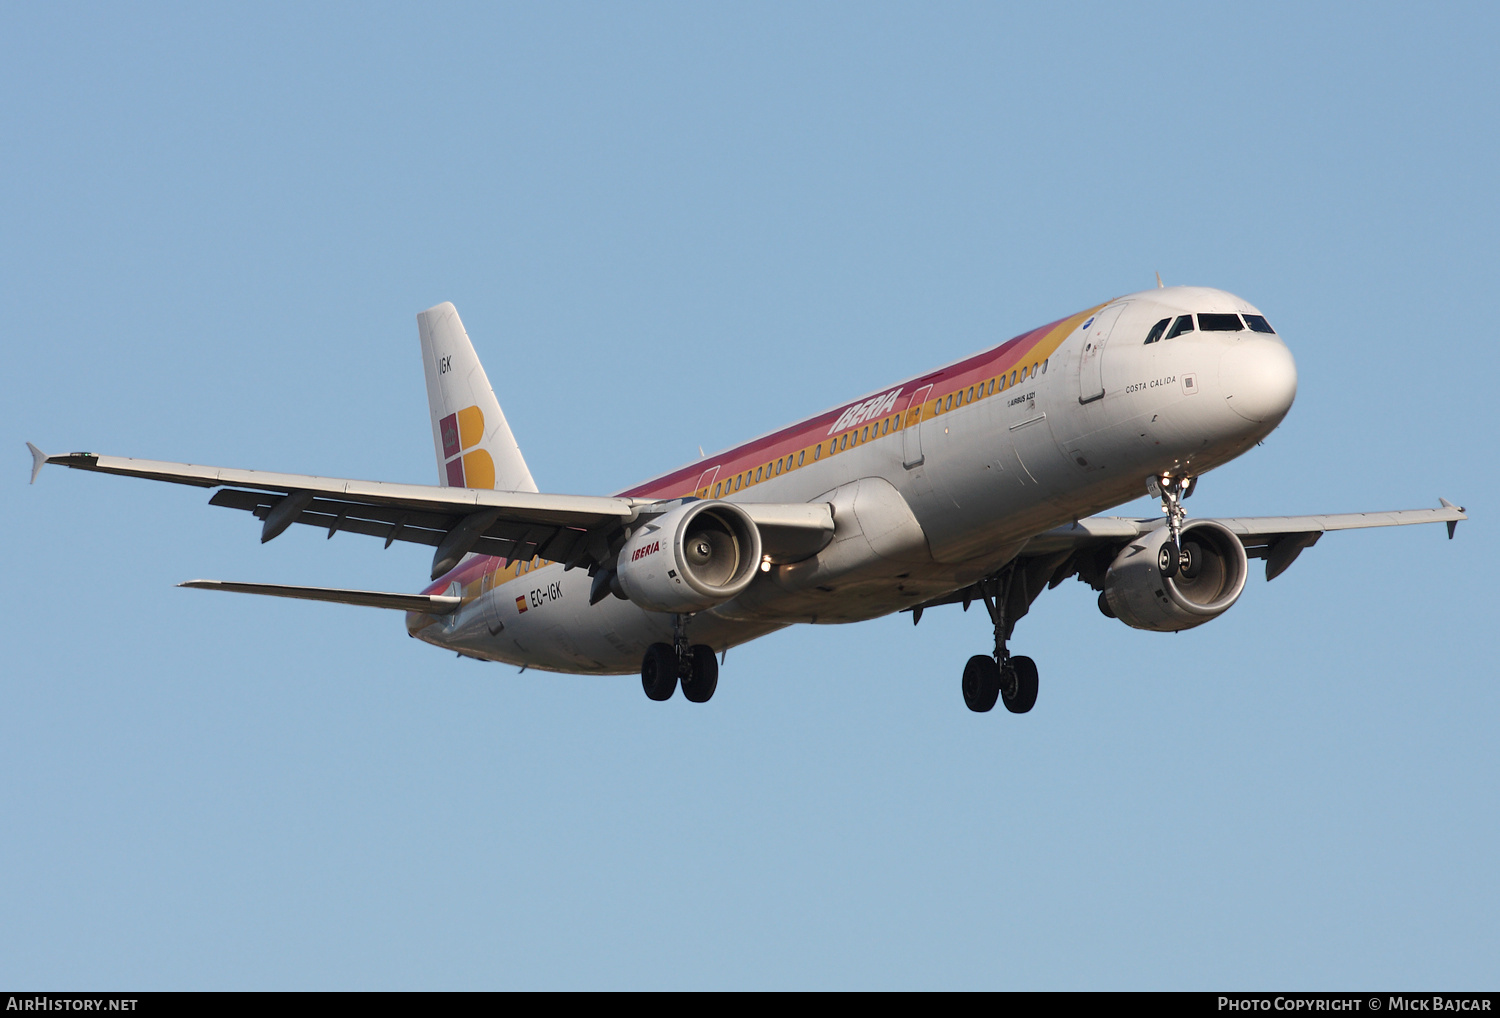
<box><xmin>1220</xmin><ymin>335</ymin><xmax>1297</xmax><ymax>424</ymax></box>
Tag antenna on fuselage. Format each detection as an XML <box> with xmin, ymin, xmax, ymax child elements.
<box><xmin>1155</xmin><ymin>271</ymin><xmax>1165</xmax><ymax>289</ymax></box>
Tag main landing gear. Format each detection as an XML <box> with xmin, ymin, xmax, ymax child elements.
<box><xmin>962</xmin><ymin>568</ymin><xmax>1040</xmax><ymax>714</ymax></box>
<box><xmin>641</xmin><ymin>613</ymin><xmax>719</xmax><ymax>703</ymax></box>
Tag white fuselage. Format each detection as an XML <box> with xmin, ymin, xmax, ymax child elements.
<box><xmin>411</xmin><ymin>286</ymin><xmax>1297</xmax><ymax>673</ymax></box>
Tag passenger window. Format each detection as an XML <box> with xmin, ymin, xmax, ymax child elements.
<box><xmin>1198</xmin><ymin>313</ymin><xmax>1243</xmax><ymax>332</ymax></box>
<box><xmin>945</xmin><ymin>395</ymin><xmax>953</xmax><ymax>411</ymax></box>
<box><xmin>1010</xmin><ymin>370</ymin><xmax>1017</xmax><ymax>385</ymax></box>
<box><xmin>1143</xmin><ymin>317</ymin><xmax>1170</xmax><ymax>344</ymax></box>
<box><xmin>713</xmin><ymin>482</ymin><xmax>721</xmax><ymax>497</ymax></box>
<box><xmin>1165</xmin><ymin>316</ymin><xmax>1195</xmax><ymax>340</ymax></box>
<box><xmin>988</xmin><ymin>379</ymin><xmax>996</xmax><ymax>395</ymax></box>
<box><xmin>1244</xmin><ymin>314</ymin><xmax>1276</xmax><ymax>334</ymax></box>
<box><xmin>1032</xmin><ymin>363</ymin><xmax>1039</xmax><ymax>377</ymax></box>
<box><xmin>798</xmin><ymin>450</ymin><xmax>805</xmax><ymax>466</ymax></box>
<box><xmin>813</xmin><ymin>445</ymin><xmax>821</xmax><ymax>461</ymax></box>
<box><xmin>735</xmin><ymin>475</ymin><xmax>742</xmax><ymax>490</ymax></box>
<box><xmin>998</xmin><ymin>375</ymin><xmax>1007</xmax><ymax>391</ymax></box>
<box><xmin>882</xmin><ymin>419</ymin><xmax>890</xmax><ymax>435</ymax></box>
<box><xmin>967</xmin><ymin>386</ymin><xmax>974</xmax><ymax>402</ymax></box>
<box><xmin>756</xmin><ymin>467</ymin><xmax>762</xmax><ymax>482</ymax></box>
<box><xmin>861</xmin><ymin>426</ymin><xmax>869</xmax><ymax>442</ymax></box>
<box><xmin>775</xmin><ymin>459</ymin><xmax>782</xmax><ymax>475</ymax></box>
<box><xmin>1042</xmin><ymin>358</ymin><xmax>1048</xmax><ymax>374</ymax></box>
<box><xmin>1019</xmin><ymin>366</ymin><xmax>1027</xmax><ymax>382</ymax></box>
<box><xmin>840</xmin><ymin>434</ymin><xmax>848</xmax><ymax>450</ymax></box>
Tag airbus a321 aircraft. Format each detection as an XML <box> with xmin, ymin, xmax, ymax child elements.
<box><xmin>29</xmin><ymin>287</ymin><xmax>1467</xmax><ymax>712</ymax></box>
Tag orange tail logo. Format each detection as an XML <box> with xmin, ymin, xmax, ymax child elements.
<box><xmin>439</xmin><ymin>405</ymin><xmax>495</xmax><ymax>489</ymax></box>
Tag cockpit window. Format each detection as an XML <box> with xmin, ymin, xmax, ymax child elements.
<box><xmin>1243</xmin><ymin>314</ymin><xmax>1276</xmax><ymax>334</ymax></box>
<box><xmin>1199</xmin><ymin>313</ymin><xmax>1244</xmax><ymax>332</ymax></box>
<box><xmin>1143</xmin><ymin>318</ymin><xmax>1170</xmax><ymax>344</ymax></box>
<box><xmin>1164</xmin><ymin>315</ymin><xmax>1195</xmax><ymax>340</ymax></box>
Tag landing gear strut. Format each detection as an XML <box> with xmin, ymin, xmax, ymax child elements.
<box><xmin>962</xmin><ymin>566</ymin><xmax>1040</xmax><ymax>714</ymax></box>
<box><xmin>641</xmin><ymin>614</ymin><xmax>718</xmax><ymax>703</ymax></box>
<box><xmin>1149</xmin><ymin>473</ymin><xmax>1194</xmax><ymax>577</ymax></box>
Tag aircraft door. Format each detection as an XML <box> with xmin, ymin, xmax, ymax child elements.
<box><xmin>1077</xmin><ymin>302</ymin><xmax>1129</xmax><ymax>404</ymax></box>
<box><xmin>901</xmin><ymin>385</ymin><xmax>934</xmax><ymax>469</ymax></box>
<box><xmin>695</xmin><ymin>466</ymin><xmax>721</xmax><ymax>498</ymax></box>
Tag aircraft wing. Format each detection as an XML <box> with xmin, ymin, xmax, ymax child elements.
<box><xmin>907</xmin><ymin>500</ymin><xmax>1468</xmax><ymax>622</ymax></box>
<box><xmin>32</xmin><ymin>446</ymin><xmax>650</xmax><ymax>575</ymax></box>
<box><xmin>28</xmin><ymin>446</ymin><xmax>836</xmax><ymax>578</ymax></box>
<box><xmin>1024</xmin><ymin>502</ymin><xmax>1467</xmax><ymax>579</ymax></box>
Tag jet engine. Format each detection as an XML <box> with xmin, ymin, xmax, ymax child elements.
<box><xmin>1102</xmin><ymin>520</ymin><xmax>1248</xmax><ymax>632</ymax></box>
<box><xmin>616</xmin><ymin>501</ymin><xmax>763</xmax><ymax>614</ymax></box>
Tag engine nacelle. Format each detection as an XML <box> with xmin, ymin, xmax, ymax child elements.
<box><xmin>616</xmin><ymin>500</ymin><xmax>763</xmax><ymax>613</ymax></box>
<box><xmin>1103</xmin><ymin>519</ymin><xmax>1248</xmax><ymax>632</ymax></box>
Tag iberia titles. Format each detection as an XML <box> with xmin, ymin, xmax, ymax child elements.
<box><xmin>828</xmin><ymin>387</ymin><xmax>903</xmax><ymax>436</ymax></box>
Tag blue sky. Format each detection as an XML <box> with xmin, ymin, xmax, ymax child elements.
<box><xmin>3</xmin><ymin>2</ymin><xmax>1496</xmax><ymax>989</ymax></box>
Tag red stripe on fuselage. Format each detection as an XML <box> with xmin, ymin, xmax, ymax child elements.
<box><xmin>617</xmin><ymin>313</ymin><xmax>1067</xmax><ymax>501</ymax></box>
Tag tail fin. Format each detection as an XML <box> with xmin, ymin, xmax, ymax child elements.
<box><xmin>417</xmin><ymin>302</ymin><xmax>538</xmax><ymax>493</ymax></box>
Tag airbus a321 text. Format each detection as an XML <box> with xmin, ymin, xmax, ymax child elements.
<box><xmin>29</xmin><ymin>287</ymin><xmax>1467</xmax><ymax>712</ymax></box>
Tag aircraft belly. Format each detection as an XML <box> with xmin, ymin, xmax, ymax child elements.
<box><xmin>420</xmin><ymin>561</ymin><xmax>790</xmax><ymax>675</ymax></box>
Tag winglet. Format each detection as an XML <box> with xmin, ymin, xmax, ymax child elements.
<box><xmin>26</xmin><ymin>443</ymin><xmax>47</xmax><ymax>485</ymax></box>
<box><xmin>1439</xmin><ymin>498</ymin><xmax>1466</xmax><ymax>539</ymax></box>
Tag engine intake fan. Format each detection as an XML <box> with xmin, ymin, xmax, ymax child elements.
<box><xmin>616</xmin><ymin>501</ymin><xmax>762</xmax><ymax>614</ymax></box>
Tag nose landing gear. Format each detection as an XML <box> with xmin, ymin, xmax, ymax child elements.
<box><xmin>641</xmin><ymin>613</ymin><xmax>719</xmax><ymax>703</ymax></box>
<box><xmin>1148</xmin><ymin>473</ymin><xmax>1195</xmax><ymax>576</ymax></box>
<box><xmin>961</xmin><ymin>567</ymin><xmax>1040</xmax><ymax>714</ymax></box>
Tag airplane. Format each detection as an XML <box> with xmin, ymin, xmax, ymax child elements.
<box><xmin>27</xmin><ymin>286</ymin><xmax>1467</xmax><ymax>712</ymax></box>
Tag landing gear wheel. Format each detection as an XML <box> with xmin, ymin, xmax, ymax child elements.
<box><xmin>641</xmin><ymin>643</ymin><xmax>678</xmax><ymax>701</ymax></box>
<box><xmin>681</xmin><ymin>645</ymin><xmax>719</xmax><ymax>703</ymax></box>
<box><xmin>1179</xmin><ymin>540</ymin><xmax>1202</xmax><ymax>579</ymax></box>
<box><xmin>1157</xmin><ymin>541</ymin><xmax>1180</xmax><ymax>578</ymax></box>
<box><xmin>1001</xmin><ymin>655</ymin><xmax>1039</xmax><ymax>714</ymax></box>
<box><xmin>962</xmin><ymin>655</ymin><xmax>1001</xmax><ymax>713</ymax></box>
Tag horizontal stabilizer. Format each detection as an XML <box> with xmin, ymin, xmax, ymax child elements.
<box><xmin>179</xmin><ymin>580</ymin><xmax>461</xmax><ymax>614</ymax></box>
<box><xmin>27</xmin><ymin>442</ymin><xmax>48</xmax><ymax>484</ymax></box>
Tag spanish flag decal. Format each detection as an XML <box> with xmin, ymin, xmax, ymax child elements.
<box><xmin>515</xmin><ymin>595</ymin><xmax>528</xmax><ymax>613</ymax></box>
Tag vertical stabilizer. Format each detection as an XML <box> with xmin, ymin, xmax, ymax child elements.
<box><xmin>417</xmin><ymin>303</ymin><xmax>538</xmax><ymax>493</ymax></box>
